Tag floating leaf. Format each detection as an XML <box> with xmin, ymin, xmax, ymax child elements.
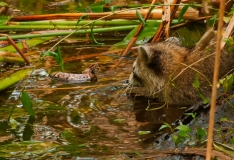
<box><xmin>114</xmin><ymin>119</ymin><xmax>125</xmax><ymax>123</ymax></box>
<box><xmin>138</xmin><ymin>131</ymin><xmax>151</xmax><ymax>135</ymax></box>
<box><xmin>0</xmin><ymin>69</ymin><xmax>32</xmax><ymax>91</ymax></box>
<box><xmin>21</xmin><ymin>91</ymin><xmax>35</xmax><ymax>116</ymax></box>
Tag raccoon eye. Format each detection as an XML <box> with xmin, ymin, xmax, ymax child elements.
<box><xmin>133</xmin><ymin>71</ymin><xmax>142</xmax><ymax>84</ymax></box>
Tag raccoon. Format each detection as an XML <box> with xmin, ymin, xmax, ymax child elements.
<box><xmin>129</xmin><ymin>29</ymin><xmax>234</xmax><ymax>105</ymax></box>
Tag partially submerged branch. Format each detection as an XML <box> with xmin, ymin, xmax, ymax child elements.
<box><xmin>11</xmin><ymin>7</ymin><xmax>199</xmax><ymax>21</ymax></box>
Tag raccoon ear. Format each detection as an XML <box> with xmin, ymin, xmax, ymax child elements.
<box><xmin>139</xmin><ymin>46</ymin><xmax>150</xmax><ymax>63</ymax></box>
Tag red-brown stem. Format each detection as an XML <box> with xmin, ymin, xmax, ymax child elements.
<box><xmin>206</xmin><ymin>0</ymin><xmax>225</xmax><ymax>159</ymax></box>
<box><xmin>0</xmin><ymin>34</ymin><xmax>30</xmax><ymax>65</ymax></box>
<box><xmin>110</xmin><ymin>0</ymin><xmax>157</xmax><ymax>70</ymax></box>
<box><xmin>151</xmin><ymin>0</ymin><xmax>181</xmax><ymax>43</ymax></box>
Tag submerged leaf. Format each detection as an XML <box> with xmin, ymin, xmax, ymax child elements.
<box><xmin>21</xmin><ymin>91</ymin><xmax>35</xmax><ymax>116</ymax></box>
<box><xmin>138</xmin><ymin>131</ymin><xmax>151</xmax><ymax>135</ymax></box>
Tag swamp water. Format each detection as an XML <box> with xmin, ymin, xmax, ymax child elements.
<box><xmin>0</xmin><ymin>0</ymin><xmax>186</xmax><ymax>159</ymax></box>
<box><xmin>0</xmin><ymin>40</ymin><xmax>185</xmax><ymax>159</ymax></box>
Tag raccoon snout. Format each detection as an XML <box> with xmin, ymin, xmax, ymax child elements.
<box><xmin>129</xmin><ymin>73</ymin><xmax>142</xmax><ymax>87</ymax></box>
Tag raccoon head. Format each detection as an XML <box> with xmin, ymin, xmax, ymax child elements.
<box><xmin>129</xmin><ymin>42</ymin><xmax>188</xmax><ymax>95</ymax></box>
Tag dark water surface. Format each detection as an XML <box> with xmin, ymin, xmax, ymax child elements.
<box><xmin>0</xmin><ymin>0</ymin><xmax>186</xmax><ymax>159</ymax></box>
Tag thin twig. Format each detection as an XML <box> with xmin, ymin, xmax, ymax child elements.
<box><xmin>0</xmin><ymin>34</ymin><xmax>30</xmax><ymax>65</ymax></box>
<box><xmin>206</xmin><ymin>0</ymin><xmax>225</xmax><ymax>159</ymax></box>
<box><xmin>110</xmin><ymin>0</ymin><xmax>157</xmax><ymax>70</ymax></box>
<box><xmin>151</xmin><ymin>0</ymin><xmax>181</xmax><ymax>43</ymax></box>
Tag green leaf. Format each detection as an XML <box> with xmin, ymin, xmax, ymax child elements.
<box><xmin>178</xmin><ymin>130</ymin><xmax>188</xmax><ymax>138</ymax></box>
<box><xmin>43</xmin><ymin>45</ymin><xmax>64</xmax><ymax>71</ymax></box>
<box><xmin>172</xmin><ymin>135</ymin><xmax>182</xmax><ymax>146</ymax></box>
<box><xmin>213</xmin><ymin>141</ymin><xmax>234</xmax><ymax>157</ymax></box>
<box><xmin>0</xmin><ymin>69</ymin><xmax>32</xmax><ymax>91</ymax></box>
<box><xmin>229</xmin><ymin>5</ymin><xmax>234</xmax><ymax>15</ymax></box>
<box><xmin>76</xmin><ymin>14</ymin><xmax>88</xmax><ymax>29</ymax></box>
<box><xmin>208</xmin><ymin>14</ymin><xmax>217</xmax><ymax>26</ymax></box>
<box><xmin>184</xmin><ymin>113</ymin><xmax>196</xmax><ymax>120</ymax></box>
<box><xmin>178</xmin><ymin>5</ymin><xmax>189</xmax><ymax>22</ymax></box>
<box><xmin>136</xmin><ymin>10</ymin><xmax>146</xmax><ymax>26</ymax></box>
<box><xmin>89</xmin><ymin>5</ymin><xmax>104</xmax><ymax>12</ymax></box>
<box><xmin>220</xmin><ymin>117</ymin><xmax>228</xmax><ymax>122</ymax></box>
<box><xmin>134</xmin><ymin>151</ymin><xmax>141</xmax><ymax>155</ymax></box>
<box><xmin>114</xmin><ymin>23</ymin><xmax>159</xmax><ymax>47</ymax></box>
<box><xmin>91</xmin><ymin>22</ymin><xmax>104</xmax><ymax>45</ymax></box>
<box><xmin>21</xmin><ymin>91</ymin><xmax>35</xmax><ymax>116</ymax></box>
<box><xmin>0</xmin><ymin>37</ymin><xmax>55</xmax><ymax>52</ymax></box>
<box><xmin>138</xmin><ymin>131</ymin><xmax>151</xmax><ymax>135</ymax></box>
<box><xmin>0</xmin><ymin>16</ymin><xmax>11</xmax><ymax>25</ymax></box>
<box><xmin>0</xmin><ymin>2</ymin><xmax>8</xmax><ymax>7</ymax></box>
<box><xmin>196</xmin><ymin>127</ymin><xmax>207</xmax><ymax>140</ymax></box>
<box><xmin>193</xmin><ymin>75</ymin><xmax>210</xmax><ymax>104</ymax></box>
<box><xmin>219</xmin><ymin>74</ymin><xmax>234</xmax><ymax>92</ymax></box>
<box><xmin>9</xmin><ymin>118</ymin><xmax>19</xmax><ymax>129</ymax></box>
<box><xmin>193</xmin><ymin>75</ymin><xmax>200</xmax><ymax>89</ymax></box>
<box><xmin>110</xmin><ymin>6</ymin><xmax>116</xmax><ymax>12</ymax></box>
<box><xmin>105</xmin><ymin>0</ymin><xmax>112</xmax><ymax>3</ymax></box>
<box><xmin>175</xmin><ymin>125</ymin><xmax>191</xmax><ymax>133</ymax></box>
<box><xmin>231</xmin><ymin>136</ymin><xmax>234</xmax><ymax>144</ymax></box>
<box><xmin>114</xmin><ymin>119</ymin><xmax>125</xmax><ymax>123</ymax></box>
<box><xmin>159</xmin><ymin>122</ymin><xmax>173</xmax><ymax>132</ymax></box>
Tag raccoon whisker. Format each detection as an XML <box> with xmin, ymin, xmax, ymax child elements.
<box><xmin>134</xmin><ymin>87</ymin><xmax>140</xmax><ymax>99</ymax></box>
<box><xmin>116</xmin><ymin>85</ymin><xmax>127</xmax><ymax>97</ymax></box>
<box><xmin>118</xmin><ymin>85</ymin><xmax>130</xmax><ymax>102</ymax></box>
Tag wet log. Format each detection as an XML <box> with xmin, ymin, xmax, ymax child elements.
<box><xmin>11</xmin><ymin>7</ymin><xmax>199</xmax><ymax>21</ymax></box>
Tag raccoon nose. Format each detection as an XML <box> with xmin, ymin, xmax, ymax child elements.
<box><xmin>124</xmin><ymin>80</ymin><xmax>129</xmax><ymax>84</ymax></box>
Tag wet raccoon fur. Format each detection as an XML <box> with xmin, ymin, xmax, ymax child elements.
<box><xmin>129</xmin><ymin>29</ymin><xmax>234</xmax><ymax>105</ymax></box>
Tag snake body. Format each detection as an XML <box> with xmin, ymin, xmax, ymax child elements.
<box><xmin>50</xmin><ymin>64</ymin><xmax>99</xmax><ymax>84</ymax></box>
